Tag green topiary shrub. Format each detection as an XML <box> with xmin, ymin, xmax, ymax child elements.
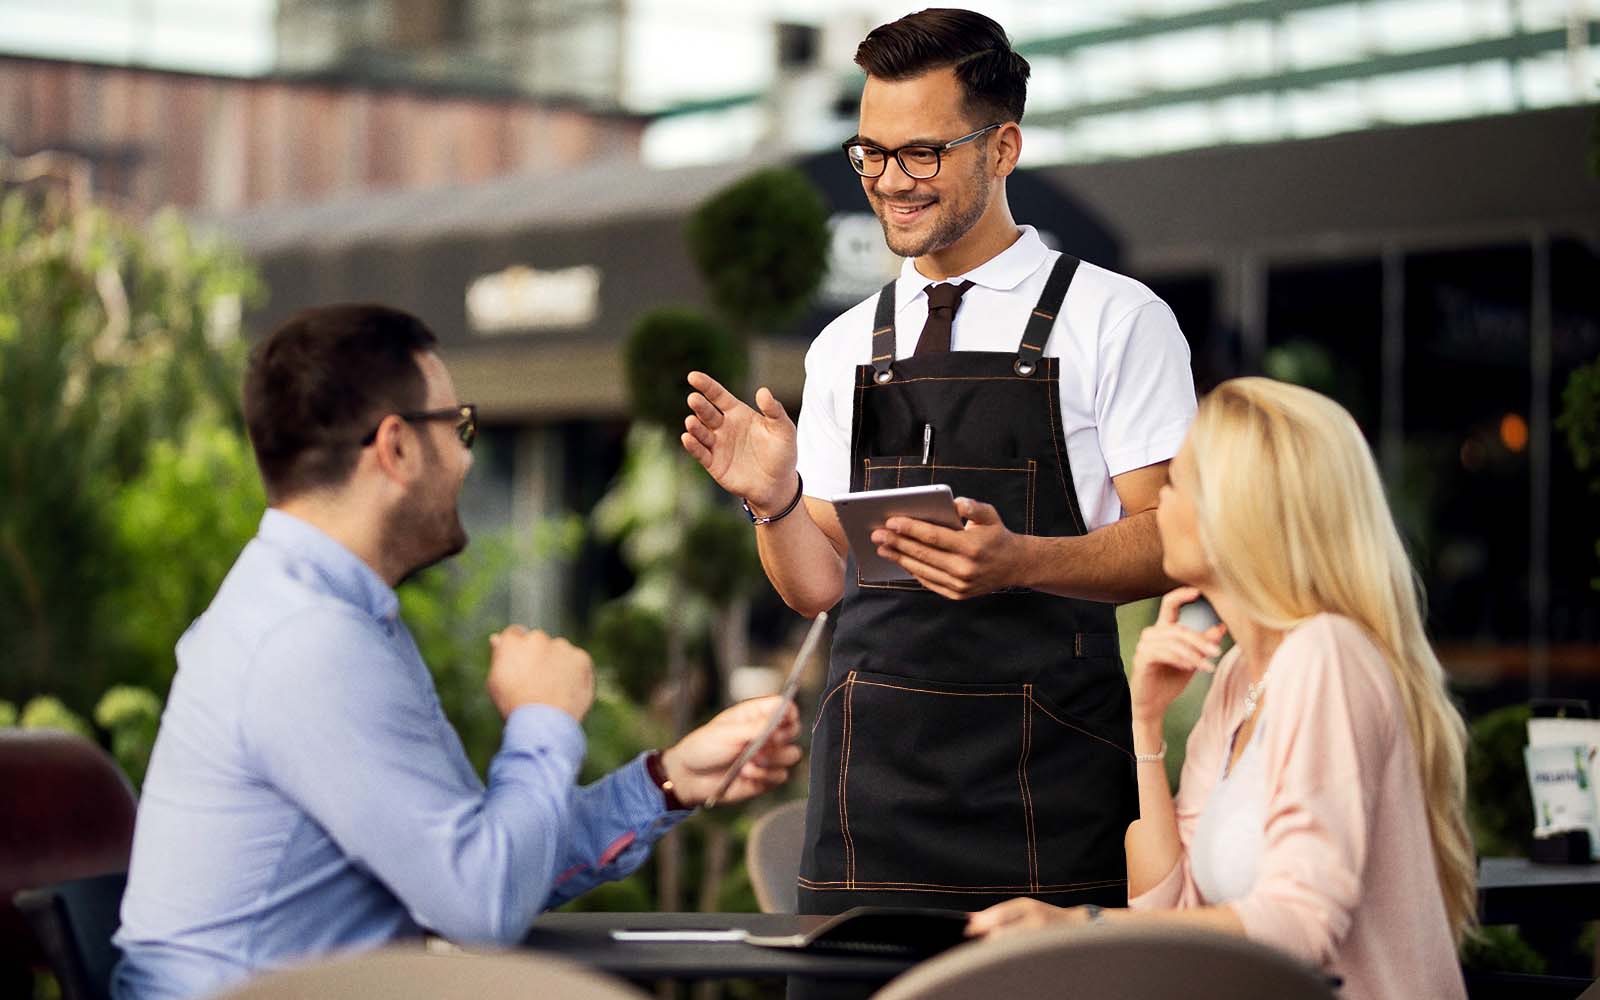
<box><xmin>624</xmin><ymin>307</ymin><xmax>746</xmax><ymax>428</ymax></box>
<box><xmin>685</xmin><ymin>167</ymin><xmax>830</xmax><ymax>333</ymax></box>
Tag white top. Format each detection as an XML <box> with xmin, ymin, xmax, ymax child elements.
<box><xmin>1190</xmin><ymin>723</ymin><xmax>1268</xmax><ymax>905</ymax></box>
<box><xmin>795</xmin><ymin>226</ymin><xmax>1197</xmax><ymax>531</ymax></box>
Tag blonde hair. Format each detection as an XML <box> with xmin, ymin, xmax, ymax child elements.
<box><xmin>1186</xmin><ymin>377</ymin><xmax>1475</xmax><ymax>944</ymax></box>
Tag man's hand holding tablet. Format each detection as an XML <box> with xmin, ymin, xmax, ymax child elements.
<box><xmin>831</xmin><ymin>485</ymin><xmax>963</xmax><ymax>584</ymax></box>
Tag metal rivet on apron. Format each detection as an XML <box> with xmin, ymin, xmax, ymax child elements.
<box><xmin>1013</xmin><ymin>359</ymin><xmax>1036</xmax><ymax>377</ymax></box>
<box><xmin>875</xmin><ymin>369</ymin><xmax>895</xmax><ymax>384</ymax></box>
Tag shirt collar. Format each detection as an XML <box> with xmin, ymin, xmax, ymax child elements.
<box><xmin>894</xmin><ymin>225</ymin><xmax>1049</xmax><ymax>312</ymax></box>
<box><xmin>257</xmin><ymin>508</ymin><xmax>400</xmax><ymax>626</ymax></box>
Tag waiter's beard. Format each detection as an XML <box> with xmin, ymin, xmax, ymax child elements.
<box><xmin>871</xmin><ymin>156</ymin><xmax>991</xmax><ymax>259</ymax></box>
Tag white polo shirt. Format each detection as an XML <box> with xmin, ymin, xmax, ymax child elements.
<box><xmin>796</xmin><ymin>226</ymin><xmax>1196</xmax><ymax>532</ymax></box>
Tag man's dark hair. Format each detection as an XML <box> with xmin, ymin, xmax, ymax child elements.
<box><xmin>854</xmin><ymin>8</ymin><xmax>1030</xmax><ymax>125</ymax></box>
<box><xmin>243</xmin><ymin>304</ymin><xmax>438</xmax><ymax>501</ymax></box>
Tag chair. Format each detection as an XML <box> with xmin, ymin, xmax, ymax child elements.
<box><xmin>14</xmin><ymin>872</ymin><xmax>127</xmax><ymax>1000</ymax></box>
<box><xmin>746</xmin><ymin>798</ymin><xmax>806</xmax><ymax>913</ymax></box>
<box><xmin>0</xmin><ymin>729</ymin><xmax>138</xmax><ymax>996</ymax></box>
<box><xmin>870</xmin><ymin>923</ymin><xmax>1338</xmax><ymax>1000</ymax></box>
<box><xmin>209</xmin><ymin>944</ymin><xmax>651</xmax><ymax>1000</ymax></box>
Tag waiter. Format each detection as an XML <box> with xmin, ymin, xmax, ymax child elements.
<box><xmin>682</xmin><ymin>8</ymin><xmax>1196</xmax><ymax>916</ymax></box>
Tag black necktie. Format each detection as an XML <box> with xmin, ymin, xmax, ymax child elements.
<box><xmin>914</xmin><ymin>281</ymin><xmax>974</xmax><ymax>356</ymax></box>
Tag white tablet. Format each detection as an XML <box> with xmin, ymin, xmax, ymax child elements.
<box><xmin>831</xmin><ymin>484</ymin><xmax>962</xmax><ymax>584</ymax></box>
<box><xmin>701</xmin><ymin>612</ymin><xmax>829</xmax><ymax>809</ymax></box>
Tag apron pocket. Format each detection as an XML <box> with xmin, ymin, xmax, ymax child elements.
<box><xmin>817</xmin><ymin>668</ymin><xmax>1038</xmax><ymax>892</ymax></box>
<box><xmin>1025</xmin><ymin>687</ymin><xmax>1138</xmax><ymax>893</ymax></box>
<box><xmin>859</xmin><ymin>454</ymin><xmax>1038</xmax><ymax>592</ymax></box>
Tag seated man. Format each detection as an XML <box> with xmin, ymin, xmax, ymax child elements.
<box><xmin>112</xmin><ymin>304</ymin><xmax>802</xmax><ymax>1000</ymax></box>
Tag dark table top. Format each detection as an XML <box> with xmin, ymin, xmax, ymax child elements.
<box><xmin>525</xmin><ymin>912</ymin><xmax>920</xmax><ymax>981</ymax></box>
<box><xmin>1477</xmin><ymin>856</ymin><xmax>1600</xmax><ymax>925</ymax></box>
<box><xmin>525</xmin><ymin>859</ymin><xmax>1600</xmax><ymax>980</ymax></box>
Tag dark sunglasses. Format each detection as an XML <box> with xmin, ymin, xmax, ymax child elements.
<box><xmin>360</xmin><ymin>403</ymin><xmax>478</xmax><ymax>449</ymax></box>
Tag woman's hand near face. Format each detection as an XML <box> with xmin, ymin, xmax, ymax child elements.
<box><xmin>1129</xmin><ymin>587</ymin><xmax>1227</xmax><ymax>727</ymax></box>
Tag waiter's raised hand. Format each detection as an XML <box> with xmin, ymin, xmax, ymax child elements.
<box><xmin>872</xmin><ymin>497</ymin><xmax>1028</xmax><ymax>600</ymax></box>
<box><xmin>681</xmin><ymin>371</ymin><xmax>798</xmax><ymax>510</ymax></box>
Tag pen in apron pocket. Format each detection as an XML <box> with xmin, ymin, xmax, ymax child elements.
<box><xmin>921</xmin><ymin>423</ymin><xmax>933</xmax><ymax>465</ymax></box>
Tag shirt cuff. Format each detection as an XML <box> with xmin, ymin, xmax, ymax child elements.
<box><xmin>625</xmin><ymin>751</ymin><xmax>695</xmax><ymax>824</ymax></box>
<box><xmin>502</xmin><ymin>704</ymin><xmax>587</xmax><ymax>768</ymax></box>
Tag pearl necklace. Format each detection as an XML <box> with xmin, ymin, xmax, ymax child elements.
<box><xmin>1242</xmin><ymin>671</ymin><xmax>1270</xmax><ymax>721</ymax></box>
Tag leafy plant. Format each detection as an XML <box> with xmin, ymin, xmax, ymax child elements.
<box><xmin>0</xmin><ymin>188</ymin><xmax>261</xmax><ymax>710</ymax></box>
<box><xmin>623</xmin><ymin>308</ymin><xmax>745</xmax><ymax>428</ymax></box>
<box><xmin>685</xmin><ymin>167</ymin><xmax>831</xmax><ymax>334</ymax></box>
<box><xmin>1467</xmin><ymin>704</ymin><xmax>1533</xmax><ymax>858</ymax></box>
<box><xmin>1556</xmin><ymin>355</ymin><xmax>1600</xmax><ymax>590</ymax></box>
<box><xmin>94</xmin><ymin>685</ymin><xmax>163</xmax><ymax>787</ymax></box>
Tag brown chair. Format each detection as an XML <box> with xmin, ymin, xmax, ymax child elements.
<box><xmin>746</xmin><ymin>798</ymin><xmax>806</xmax><ymax>913</ymax></box>
<box><xmin>0</xmin><ymin>729</ymin><xmax>138</xmax><ymax>997</ymax></box>
<box><xmin>209</xmin><ymin>944</ymin><xmax>651</xmax><ymax>1000</ymax></box>
<box><xmin>870</xmin><ymin>923</ymin><xmax>1338</xmax><ymax>1000</ymax></box>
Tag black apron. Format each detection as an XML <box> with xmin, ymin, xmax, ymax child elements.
<box><xmin>796</xmin><ymin>256</ymin><xmax>1139</xmax><ymax>915</ymax></box>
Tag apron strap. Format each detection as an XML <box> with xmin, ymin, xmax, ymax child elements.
<box><xmin>1014</xmin><ymin>254</ymin><xmax>1081</xmax><ymax>377</ymax></box>
<box><xmin>870</xmin><ymin>280</ymin><xmax>897</xmax><ymax>383</ymax></box>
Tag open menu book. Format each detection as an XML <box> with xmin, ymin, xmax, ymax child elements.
<box><xmin>743</xmin><ymin>906</ymin><xmax>972</xmax><ymax>959</ymax></box>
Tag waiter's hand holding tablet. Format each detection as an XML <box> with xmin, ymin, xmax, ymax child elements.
<box><xmin>832</xmin><ymin>485</ymin><xmax>963</xmax><ymax>584</ymax></box>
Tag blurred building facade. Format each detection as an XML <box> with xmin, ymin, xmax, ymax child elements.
<box><xmin>0</xmin><ymin>54</ymin><xmax>644</xmax><ymax>215</ymax></box>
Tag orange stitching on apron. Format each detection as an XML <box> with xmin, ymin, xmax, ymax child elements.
<box><xmin>871</xmin><ymin>353</ymin><xmax>892</xmax><ymax>362</ymax></box>
<box><xmin>850</xmin><ymin>368</ymin><xmax>866</xmax><ymax>493</ymax></box>
<box><xmin>851</xmin><ymin>679</ymin><xmax>1024</xmax><ymax>698</ymax></box>
<box><xmin>872</xmin><ymin>326</ymin><xmax>892</xmax><ymax>336</ymax></box>
<box><xmin>1020</xmin><ymin>340</ymin><xmax>1044</xmax><ymax>350</ymax></box>
<box><xmin>1030</xmin><ymin>310</ymin><xmax>1054</xmax><ymax>321</ymax></box>
<box><xmin>1042</xmin><ymin>361</ymin><xmax>1084</xmax><ymax>535</ymax></box>
<box><xmin>1026</xmin><ymin>459</ymin><xmax>1036</xmax><ymax>535</ymax></box>
<box><xmin>797</xmin><ymin>876</ymin><xmax>1127</xmax><ymax>893</ymax></box>
<box><xmin>1028</xmin><ymin>694</ymin><xmax>1134</xmax><ymax>759</ymax></box>
<box><xmin>841</xmin><ymin>672</ymin><xmax>857</xmax><ymax>887</ymax></box>
<box><xmin>865</xmin><ymin>375</ymin><xmax>1058</xmax><ymax>386</ymax></box>
<box><xmin>811</xmin><ymin>679</ymin><xmax>850</xmax><ymax>735</ymax></box>
<box><xmin>798</xmin><ymin>876</ymin><xmax>1126</xmax><ymax>890</ymax></box>
<box><xmin>1020</xmin><ymin>684</ymin><xmax>1038</xmax><ymax>893</ymax></box>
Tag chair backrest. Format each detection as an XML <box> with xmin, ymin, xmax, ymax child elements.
<box><xmin>14</xmin><ymin>872</ymin><xmax>127</xmax><ymax>1000</ymax></box>
<box><xmin>0</xmin><ymin>729</ymin><xmax>137</xmax><ymax>989</ymax></box>
<box><xmin>209</xmin><ymin>944</ymin><xmax>651</xmax><ymax>1000</ymax></box>
<box><xmin>746</xmin><ymin>798</ymin><xmax>807</xmax><ymax>914</ymax></box>
<box><xmin>870</xmin><ymin>923</ymin><xmax>1338</xmax><ymax>1000</ymax></box>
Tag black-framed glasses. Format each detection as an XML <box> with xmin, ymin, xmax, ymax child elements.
<box><xmin>360</xmin><ymin>403</ymin><xmax>478</xmax><ymax>449</ymax></box>
<box><xmin>842</xmin><ymin>123</ymin><xmax>1002</xmax><ymax>180</ymax></box>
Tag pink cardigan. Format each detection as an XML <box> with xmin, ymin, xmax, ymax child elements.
<box><xmin>1130</xmin><ymin>614</ymin><xmax>1467</xmax><ymax>1000</ymax></box>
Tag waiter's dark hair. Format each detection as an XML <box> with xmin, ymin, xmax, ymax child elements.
<box><xmin>243</xmin><ymin>303</ymin><xmax>437</xmax><ymax>501</ymax></box>
<box><xmin>855</xmin><ymin>9</ymin><xmax>1030</xmax><ymax>125</ymax></box>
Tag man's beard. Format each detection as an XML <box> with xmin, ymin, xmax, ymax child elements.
<box><xmin>872</xmin><ymin>158</ymin><xmax>991</xmax><ymax>259</ymax></box>
<box><xmin>391</xmin><ymin>501</ymin><xmax>469</xmax><ymax>586</ymax></box>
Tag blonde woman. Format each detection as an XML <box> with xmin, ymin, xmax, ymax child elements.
<box><xmin>968</xmin><ymin>377</ymin><xmax>1474</xmax><ymax>1000</ymax></box>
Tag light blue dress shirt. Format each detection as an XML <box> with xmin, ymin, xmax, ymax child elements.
<box><xmin>111</xmin><ymin>509</ymin><xmax>685</xmax><ymax>1000</ymax></box>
